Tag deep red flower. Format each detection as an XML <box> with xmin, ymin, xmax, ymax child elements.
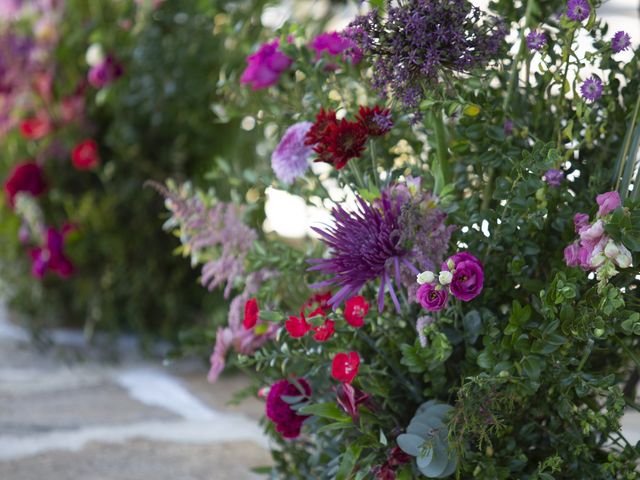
<box><xmin>71</xmin><ymin>139</ymin><xmax>100</xmax><ymax>170</ymax></box>
<box><xmin>4</xmin><ymin>161</ymin><xmax>47</xmax><ymax>207</ymax></box>
<box><xmin>332</xmin><ymin>351</ymin><xmax>360</xmax><ymax>383</ymax></box>
<box><xmin>356</xmin><ymin>105</ymin><xmax>393</xmax><ymax>136</ymax></box>
<box><xmin>344</xmin><ymin>295</ymin><xmax>369</xmax><ymax>327</ymax></box>
<box><xmin>243</xmin><ymin>297</ymin><xmax>259</xmax><ymax>330</ymax></box>
<box><xmin>286</xmin><ymin>313</ymin><xmax>311</xmax><ymax>338</ymax></box>
<box><xmin>320</xmin><ymin>119</ymin><xmax>368</xmax><ymax>169</ymax></box>
<box><xmin>265</xmin><ymin>378</ymin><xmax>311</xmax><ymax>439</ymax></box>
<box><xmin>19</xmin><ymin>116</ymin><xmax>50</xmax><ymax>140</ymax></box>
<box><xmin>312</xmin><ymin>319</ymin><xmax>335</xmax><ymax>342</ymax></box>
<box><xmin>304</xmin><ymin>108</ymin><xmax>338</xmax><ymax>146</ymax></box>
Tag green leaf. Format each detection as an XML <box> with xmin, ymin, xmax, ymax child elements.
<box><xmin>522</xmin><ymin>356</ymin><xmax>543</xmax><ymax>380</ymax></box>
<box><xmin>336</xmin><ymin>443</ymin><xmax>363</xmax><ymax>480</ymax></box>
<box><xmin>298</xmin><ymin>403</ymin><xmax>352</xmax><ymax>422</ymax></box>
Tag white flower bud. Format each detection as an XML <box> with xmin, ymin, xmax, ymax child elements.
<box><xmin>604</xmin><ymin>240</ymin><xmax>620</xmax><ymax>259</ymax></box>
<box><xmin>416</xmin><ymin>271</ymin><xmax>435</xmax><ymax>285</ymax></box>
<box><xmin>86</xmin><ymin>44</ymin><xmax>105</xmax><ymax>67</ymax></box>
<box><xmin>438</xmin><ymin>270</ymin><xmax>453</xmax><ymax>285</ymax></box>
<box><xmin>614</xmin><ymin>244</ymin><xmax>633</xmax><ymax>269</ymax></box>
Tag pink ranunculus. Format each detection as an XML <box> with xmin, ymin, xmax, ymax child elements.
<box><xmin>265</xmin><ymin>379</ymin><xmax>311</xmax><ymax>439</ymax></box>
<box><xmin>564</xmin><ymin>242</ymin><xmax>581</xmax><ymax>267</ymax></box>
<box><xmin>573</xmin><ymin>213</ymin><xmax>590</xmax><ymax>233</ymax></box>
<box><xmin>416</xmin><ymin>283</ymin><xmax>449</xmax><ymax>311</ymax></box>
<box><xmin>449</xmin><ymin>257</ymin><xmax>484</xmax><ymax>301</ymax></box>
<box><xmin>240</xmin><ymin>39</ymin><xmax>292</xmax><ymax>90</ymax></box>
<box><xmin>596</xmin><ymin>191</ymin><xmax>621</xmax><ymax>217</ymax></box>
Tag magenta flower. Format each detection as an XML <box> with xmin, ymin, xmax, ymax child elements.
<box><xmin>30</xmin><ymin>227</ymin><xmax>74</xmax><ymax>279</ymax></box>
<box><xmin>580</xmin><ymin>76</ymin><xmax>603</xmax><ymax>102</ymax></box>
<box><xmin>310</xmin><ymin>31</ymin><xmax>361</xmax><ymax>64</ymax></box>
<box><xmin>265</xmin><ymin>379</ymin><xmax>311</xmax><ymax>439</ymax></box>
<box><xmin>564</xmin><ymin>242</ymin><xmax>581</xmax><ymax>267</ymax></box>
<box><xmin>596</xmin><ymin>191</ymin><xmax>621</xmax><ymax>217</ymax></box>
<box><xmin>544</xmin><ymin>169</ymin><xmax>564</xmax><ymax>187</ymax></box>
<box><xmin>4</xmin><ymin>161</ymin><xmax>47</xmax><ymax>207</ymax></box>
<box><xmin>573</xmin><ymin>213</ymin><xmax>590</xmax><ymax>232</ymax></box>
<box><xmin>566</xmin><ymin>0</ymin><xmax>590</xmax><ymax>22</ymax></box>
<box><xmin>447</xmin><ymin>254</ymin><xmax>484</xmax><ymax>301</ymax></box>
<box><xmin>88</xmin><ymin>54</ymin><xmax>123</xmax><ymax>88</ymax></box>
<box><xmin>526</xmin><ymin>30</ymin><xmax>547</xmax><ymax>50</ymax></box>
<box><xmin>611</xmin><ymin>31</ymin><xmax>631</xmax><ymax>53</ymax></box>
<box><xmin>271</xmin><ymin>121</ymin><xmax>314</xmax><ymax>184</ymax></box>
<box><xmin>240</xmin><ymin>39</ymin><xmax>292</xmax><ymax>90</ymax></box>
<box><xmin>335</xmin><ymin>382</ymin><xmax>370</xmax><ymax>420</ymax></box>
<box><xmin>416</xmin><ymin>283</ymin><xmax>448</xmax><ymax>312</ymax></box>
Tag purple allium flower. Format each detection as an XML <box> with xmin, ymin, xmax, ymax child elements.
<box><xmin>611</xmin><ymin>31</ymin><xmax>631</xmax><ymax>53</ymax></box>
<box><xmin>526</xmin><ymin>30</ymin><xmax>547</xmax><ymax>50</ymax></box>
<box><xmin>566</xmin><ymin>0</ymin><xmax>590</xmax><ymax>22</ymax></box>
<box><xmin>271</xmin><ymin>122</ymin><xmax>314</xmax><ymax>184</ymax></box>
<box><xmin>344</xmin><ymin>0</ymin><xmax>506</xmax><ymax>113</ymax></box>
<box><xmin>544</xmin><ymin>168</ymin><xmax>564</xmax><ymax>187</ymax></box>
<box><xmin>596</xmin><ymin>190</ymin><xmax>621</xmax><ymax>217</ymax></box>
<box><xmin>266</xmin><ymin>379</ymin><xmax>311</xmax><ymax>439</ymax></box>
<box><xmin>416</xmin><ymin>282</ymin><xmax>448</xmax><ymax>311</ymax></box>
<box><xmin>580</xmin><ymin>76</ymin><xmax>603</xmax><ymax>102</ymax></box>
<box><xmin>240</xmin><ymin>39</ymin><xmax>292</xmax><ymax>90</ymax></box>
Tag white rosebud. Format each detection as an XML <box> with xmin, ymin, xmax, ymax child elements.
<box><xmin>86</xmin><ymin>44</ymin><xmax>105</xmax><ymax>67</ymax></box>
<box><xmin>614</xmin><ymin>244</ymin><xmax>633</xmax><ymax>269</ymax></box>
<box><xmin>604</xmin><ymin>240</ymin><xmax>620</xmax><ymax>259</ymax></box>
<box><xmin>438</xmin><ymin>270</ymin><xmax>453</xmax><ymax>285</ymax></box>
<box><xmin>416</xmin><ymin>271</ymin><xmax>435</xmax><ymax>285</ymax></box>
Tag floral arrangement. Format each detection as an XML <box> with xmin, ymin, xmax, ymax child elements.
<box><xmin>159</xmin><ymin>0</ymin><xmax>640</xmax><ymax>478</ymax></box>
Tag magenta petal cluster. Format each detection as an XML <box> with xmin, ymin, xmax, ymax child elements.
<box><xmin>596</xmin><ymin>191</ymin><xmax>621</xmax><ymax>217</ymax></box>
<box><xmin>265</xmin><ymin>379</ymin><xmax>311</xmax><ymax>439</ymax></box>
<box><xmin>30</xmin><ymin>226</ymin><xmax>74</xmax><ymax>279</ymax></box>
<box><xmin>580</xmin><ymin>76</ymin><xmax>603</xmax><ymax>102</ymax></box>
<box><xmin>88</xmin><ymin>54</ymin><xmax>123</xmax><ymax>88</ymax></box>
<box><xmin>611</xmin><ymin>31</ymin><xmax>631</xmax><ymax>53</ymax></box>
<box><xmin>271</xmin><ymin>121</ymin><xmax>313</xmax><ymax>184</ymax></box>
<box><xmin>310</xmin><ymin>31</ymin><xmax>361</xmax><ymax>64</ymax></box>
<box><xmin>573</xmin><ymin>213</ymin><xmax>590</xmax><ymax>232</ymax></box>
<box><xmin>240</xmin><ymin>39</ymin><xmax>292</xmax><ymax>90</ymax></box>
<box><xmin>445</xmin><ymin>253</ymin><xmax>484</xmax><ymax>301</ymax></box>
<box><xmin>566</xmin><ymin>0</ymin><xmax>590</xmax><ymax>22</ymax></box>
<box><xmin>416</xmin><ymin>283</ymin><xmax>448</xmax><ymax>312</ymax></box>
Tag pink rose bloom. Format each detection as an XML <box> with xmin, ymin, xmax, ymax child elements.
<box><xmin>265</xmin><ymin>379</ymin><xmax>311</xmax><ymax>439</ymax></box>
<box><xmin>416</xmin><ymin>283</ymin><xmax>448</xmax><ymax>311</ymax></box>
<box><xmin>564</xmin><ymin>242</ymin><xmax>581</xmax><ymax>267</ymax></box>
<box><xmin>240</xmin><ymin>39</ymin><xmax>292</xmax><ymax>90</ymax></box>
<box><xmin>596</xmin><ymin>191</ymin><xmax>621</xmax><ymax>217</ymax></box>
<box><xmin>573</xmin><ymin>213</ymin><xmax>589</xmax><ymax>233</ymax></box>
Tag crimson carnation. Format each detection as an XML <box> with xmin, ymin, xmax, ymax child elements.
<box><xmin>4</xmin><ymin>161</ymin><xmax>47</xmax><ymax>207</ymax></box>
<box><xmin>265</xmin><ymin>379</ymin><xmax>311</xmax><ymax>439</ymax></box>
<box><xmin>312</xmin><ymin>319</ymin><xmax>335</xmax><ymax>342</ymax></box>
<box><xmin>344</xmin><ymin>295</ymin><xmax>369</xmax><ymax>327</ymax></box>
<box><xmin>286</xmin><ymin>313</ymin><xmax>311</xmax><ymax>338</ymax></box>
<box><xmin>332</xmin><ymin>351</ymin><xmax>360</xmax><ymax>383</ymax></box>
<box><xmin>243</xmin><ymin>298</ymin><xmax>259</xmax><ymax>330</ymax></box>
<box><xmin>72</xmin><ymin>139</ymin><xmax>100</xmax><ymax>170</ymax></box>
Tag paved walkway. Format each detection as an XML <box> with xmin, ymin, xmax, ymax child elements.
<box><xmin>0</xmin><ymin>309</ymin><xmax>272</xmax><ymax>480</ymax></box>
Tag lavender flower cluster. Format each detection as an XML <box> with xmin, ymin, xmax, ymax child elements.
<box><xmin>345</xmin><ymin>0</ymin><xmax>506</xmax><ymax>111</ymax></box>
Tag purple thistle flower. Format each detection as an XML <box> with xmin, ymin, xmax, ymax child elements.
<box><xmin>611</xmin><ymin>31</ymin><xmax>631</xmax><ymax>53</ymax></box>
<box><xmin>271</xmin><ymin>122</ymin><xmax>314</xmax><ymax>185</ymax></box>
<box><xmin>580</xmin><ymin>75</ymin><xmax>603</xmax><ymax>102</ymax></box>
<box><xmin>544</xmin><ymin>168</ymin><xmax>564</xmax><ymax>187</ymax></box>
<box><xmin>526</xmin><ymin>30</ymin><xmax>547</xmax><ymax>50</ymax></box>
<box><xmin>566</xmin><ymin>0</ymin><xmax>590</xmax><ymax>22</ymax></box>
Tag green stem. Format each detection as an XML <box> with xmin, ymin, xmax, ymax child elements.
<box><xmin>369</xmin><ymin>139</ymin><xmax>379</xmax><ymax>190</ymax></box>
<box><xmin>577</xmin><ymin>338</ymin><xmax>594</xmax><ymax>371</ymax></box>
<box><xmin>616</xmin><ymin>336</ymin><xmax>640</xmax><ymax>371</ymax></box>
<box><xmin>348</xmin><ymin>160</ymin><xmax>365</xmax><ymax>189</ymax></box>
<box><xmin>432</xmin><ymin>107</ymin><xmax>449</xmax><ymax>195</ymax></box>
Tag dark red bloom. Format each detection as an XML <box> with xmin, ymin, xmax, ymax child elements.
<box><xmin>265</xmin><ymin>378</ymin><xmax>311</xmax><ymax>439</ymax></box>
<box><xmin>71</xmin><ymin>139</ymin><xmax>100</xmax><ymax>170</ymax></box>
<box><xmin>243</xmin><ymin>298</ymin><xmax>259</xmax><ymax>330</ymax></box>
<box><xmin>19</xmin><ymin>116</ymin><xmax>50</xmax><ymax>140</ymax></box>
<box><xmin>336</xmin><ymin>382</ymin><xmax>370</xmax><ymax>419</ymax></box>
<box><xmin>332</xmin><ymin>351</ymin><xmax>360</xmax><ymax>383</ymax></box>
<box><xmin>30</xmin><ymin>227</ymin><xmax>74</xmax><ymax>279</ymax></box>
<box><xmin>356</xmin><ymin>105</ymin><xmax>393</xmax><ymax>136</ymax></box>
<box><xmin>4</xmin><ymin>161</ymin><xmax>47</xmax><ymax>207</ymax></box>
<box><xmin>344</xmin><ymin>295</ymin><xmax>369</xmax><ymax>327</ymax></box>
<box><xmin>286</xmin><ymin>313</ymin><xmax>311</xmax><ymax>338</ymax></box>
<box><xmin>312</xmin><ymin>319</ymin><xmax>335</xmax><ymax>342</ymax></box>
<box><xmin>305</xmin><ymin>108</ymin><xmax>338</xmax><ymax>146</ymax></box>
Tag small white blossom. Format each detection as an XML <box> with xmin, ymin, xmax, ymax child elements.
<box><xmin>416</xmin><ymin>270</ymin><xmax>435</xmax><ymax>285</ymax></box>
<box><xmin>438</xmin><ymin>270</ymin><xmax>453</xmax><ymax>285</ymax></box>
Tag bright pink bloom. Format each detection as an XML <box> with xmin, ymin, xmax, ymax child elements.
<box><xmin>88</xmin><ymin>54</ymin><xmax>123</xmax><ymax>88</ymax></box>
<box><xmin>286</xmin><ymin>313</ymin><xmax>311</xmax><ymax>338</ymax></box>
<box><xmin>564</xmin><ymin>242</ymin><xmax>581</xmax><ymax>267</ymax></box>
<box><xmin>573</xmin><ymin>213</ymin><xmax>589</xmax><ymax>232</ymax></box>
<box><xmin>416</xmin><ymin>283</ymin><xmax>448</xmax><ymax>311</ymax></box>
<box><xmin>30</xmin><ymin>227</ymin><xmax>74</xmax><ymax>279</ymax></box>
<box><xmin>71</xmin><ymin>139</ymin><xmax>100</xmax><ymax>170</ymax></box>
<box><xmin>4</xmin><ymin>161</ymin><xmax>47</xmax><ymax>207</ymax></box>
<box><xmin>449</xmin><ymin>258</ymin><xmax>484</xmax><ymax>302</ymax></box>
<box><xmin>240</xmin><ymin>39</ymin><xmax>291</xmax><ymax>90</ymax></box>
<box><xmin>344</xmin><ymin>295</ymin><xmax>369</xmax><ymax>327</ymax></box>
<box><xmin>19</xmin><ymin>116</ymin><xmax>50</xmax><ymax>140</ymax></box>
<box><xmin>332</xmin><ymin>351</ymin><xmax>360</xmax><ymax>383</ymax></box>
<box><xmin>265</xmin><ymin>378</ymin><xmax>311</xmax><ymax>439</ymax></box>
<box><xmin>243</xmin><ymin>297</ymin><xmax>259</xmax><ymax>330</ymax></box>
<box><xmin>310</xmin><ymin>31</ymin><xmax>362</xmax><ymax>64</ymax></box>
<box><xmin>312</xmin><ymin>319</ymin><xmax>335</xmax><ymax>342</ymax></box>
<box><xmin>596</xmin><ymin>191</ymin><xmax>621</xmax><ymax>217</ymax></box>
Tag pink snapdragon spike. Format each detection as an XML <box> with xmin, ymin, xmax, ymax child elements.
<box><xmin>240</xmin><ymin>39</ymin><xmax>292</xmax><ymax>90</ymax></box>
<box><xmin>596</xmin><ymin>191</ymin><xmax>621</xmax><ymax>217</ymax></box>
<box><xmin>265</xmin><ymin>378</ymin><xmax>311</xmax><ymax>439</ymax></box>
<box><xmin>30</xmin><ymin>226</ymin><xmax>75</xmax><ymax>279</ymax></box>
<box><xmin>88</xmin><ymin>54</ymin><xmax>123</xmax><ymax>88</ymax></box>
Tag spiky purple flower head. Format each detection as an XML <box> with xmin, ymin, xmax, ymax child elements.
<box><xmin>580</xmin><ymin>75</ymin><xmax>603</xmax><ymax>102</ymax></box>
<box><xmin>271</xmin><ymin>121</ymin><xmax>314</xmax><ymax>185</ymax></box>
<box><xmin>526</xmin><ymin>30</ymin><xmax>547</xmax><ymax>50</ymax></box>
<box><xmin>611</xmin><ymin>31</ymin><xmax>631</xmax><ymax>53</ymax></box>
<box><xmin>566</xmin><ymin>0</ymin><xmax>590</xmax><ymax>22</ymax></box>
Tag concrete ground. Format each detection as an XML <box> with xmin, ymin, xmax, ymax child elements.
<box><xmin>0</xmin><ymin>308</ymin><xmax>272</xmax><ymax>480</ymax></box>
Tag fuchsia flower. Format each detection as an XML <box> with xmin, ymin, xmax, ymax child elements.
<box><xmin>240</xmin><ymin>39</ymin><xmax>292</xmax><ymax>90</ymax></box>
<box><xmin>88</xmin><ymin>54</ymin><xmax>123</xmax><ymax>88</ymax></box>
<box><xmin>335</xmin><ymin>382</ymin><xmax>370</xmax><ymax>420</ymax></box>
<box><xmin>573</xmin><ymin>213</ymin><xmax>590</xmax><ymax>232</ymax></box>
<box><xmin>4</xmin><ymin>161</ymin><xmax>47</xmax><ymax>207</ymax></box>
<box><xmin>243</xmin><ymin>298</ymin><xmax>259</xmax><ymax>330</ymax></box>
<box><xmin>332</xmin><ymin>351</ymin><xmax>360</xmax><ymax>383</ymax></box>
<box><xmin>344</xmin><ymin>296</ymin><xmax>369</xmax><ymax>327</ymax></box>
<box><xmin>444</xmin><ymin>252</ymin><xmax>484</xmax><ymax>302</ymax></box>
<box><xmin>265</xmin><ymin>378</ymin><xmax>311</xmax><ymax>439</ymax></box>
<box><xmin>310</xmin><ymin>31</ymin><xmax>362</xmax><ymax>65</ymax></box>
<box><xmin>596</xmin><ymin>191</ymin><xmax>621</xmax><ymax>217</ymax></box>
<box><xmin>30</xmin><ymin>226</ymin><xmax>75</xmax><ymax>279</ymax></box>
<box><xmin>416</xmin><ymin>283</ymin><xmax>449</xmax><ymax>312</ymax></box>
<box><xmin>271</xmin><ymin>121</ymin><xmax>314</xmax><ymax>184</ymax></box>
